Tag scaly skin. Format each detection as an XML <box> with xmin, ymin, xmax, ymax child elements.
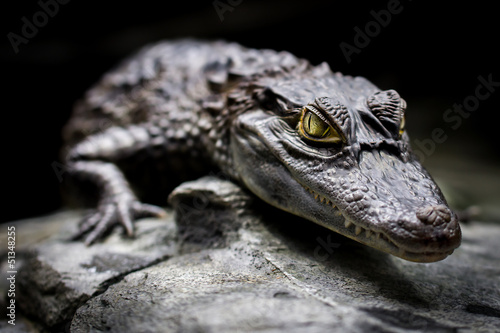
<box><xmin>62</xmin><ymin>40</ymin><xmax>461</xmax><ymax>262</ymax></box>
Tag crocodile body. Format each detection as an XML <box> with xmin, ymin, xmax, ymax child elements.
<box><xmin>62</xmin><ymin>40</ymin><xmax>461</xmax><ymax>262</ymax></box>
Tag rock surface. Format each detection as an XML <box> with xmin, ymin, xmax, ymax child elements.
<box><xmin>2</xmin><ymin>177</ymin><xmax>500</xmax><ymax>332</ymax></box>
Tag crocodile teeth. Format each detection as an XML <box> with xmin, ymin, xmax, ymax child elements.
<box><xmin>302</xmin><ymin>184</ymin><xmax>338</xmax><ymax>209</ymax></box>
<box><xmin>301</xmin><ymin>184</ymin><xmax>403</xmax><ymax>253</ymax></box>
<box><xmin>355</xmin><ymin>226</ymin><xmax>363</xmax><ymax>235</ymax></box>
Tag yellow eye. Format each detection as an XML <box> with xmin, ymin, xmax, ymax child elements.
<box><xmin>299</xmin><ymin>109</ymin><xmax>343</xmax><ymax>143</ymax></box>
<box><xmin>399</xmin><ymin>115</ymin><xmax>405</xmax><ymax>136</ymax></box>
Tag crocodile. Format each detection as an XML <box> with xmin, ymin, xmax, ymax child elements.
<box><xmin>61</xmin><ymin>39</ymin><xmax>461</xmax><ymax>262</ymax></box>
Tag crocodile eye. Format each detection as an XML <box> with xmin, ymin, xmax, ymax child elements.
<box><xmin>399</xmin><ymin>115</ymin><xmax>405</xmax><ymax>137</ymax></box>
<box><xmin>299</xmin><ymin>108</ymin><xmax>343</xmax><ymax>143</ymax></box>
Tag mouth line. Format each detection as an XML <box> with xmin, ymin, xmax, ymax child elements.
<box><xmin>301</xmin><ymin>184</ymin><xmax>454</xmax><ymax>262</ymax></box>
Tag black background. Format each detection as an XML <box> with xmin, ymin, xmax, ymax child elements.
<box><xmin>2</xmin><ymin>0</ymin><xmax>499</xmax><ymax>222</ymax></box>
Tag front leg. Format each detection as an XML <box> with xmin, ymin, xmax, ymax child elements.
<box><xmin>65</xmin><ymin>125</ymin><xmax>166</xmax><ymax>244</ymax></box>
<box><xmin>69</xmin><ymin>161</ymin><xmax>165</xmax><ymax>244</ymax></box>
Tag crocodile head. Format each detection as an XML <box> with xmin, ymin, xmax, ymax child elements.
<box><xmin>230</xmin><ymin>74</ymin><xmax>461</xmax><ymax>262</ymax></box>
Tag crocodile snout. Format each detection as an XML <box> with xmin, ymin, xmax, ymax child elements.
<box><xmin>335</xmin><ymin>150</ymin><xmax>462</xmax><ymax>261</ymax></box>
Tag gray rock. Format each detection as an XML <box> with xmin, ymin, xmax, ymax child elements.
<box><xmin>6</xmin><ymin>177</ymin><xmax>500</xmax><ymax>332</ymax></box>
<box><xmin>168</xmin><ymin>175</ymin><xmax>254</xmax><ymax>253</ymax></box>
<box><xmin>12</xmin><ymin>210</ymin><xmax>177</xmax><ymax>330</ymax></box>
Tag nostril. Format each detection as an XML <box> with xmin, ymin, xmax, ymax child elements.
<box><xmin>416</xmin><ymin>205</ymin><xmax>452</xmax><ymax>226</ymax></box>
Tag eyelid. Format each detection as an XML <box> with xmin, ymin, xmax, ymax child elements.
<box><xmin>304</xmin><ymin>105</ymin><xmax>329</xmax><ymax>124</ymax></box>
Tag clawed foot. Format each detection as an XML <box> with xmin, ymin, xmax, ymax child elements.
<box><xmin>73</xmin><ymin>196</ymin><xmax>166</xmax><ymax>245</ymax></box>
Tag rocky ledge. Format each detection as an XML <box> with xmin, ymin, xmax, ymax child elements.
<box><xmin>1</xmin><ymin>177</ymin><xmax>499</xmax><ymax>332</ymax></box>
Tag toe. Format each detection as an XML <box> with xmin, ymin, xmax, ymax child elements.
<box><xmin>83</xmin><ymin>205</ymin><xmax>115</xmax><ymax>245</ymax></box>
<box><xmin>133</xmin><ymin>202</ymin><xmax>167</xmax><ymax>218</ymax></box>
<box><xmin>117</xmin><ymin>202</ymin><xmax>134</xmax><ymax>237</ymax></box>
<box><xmin>72</xmin><ymin>212</ymin><xmax>101</xmax><ymax>240</ymax></box>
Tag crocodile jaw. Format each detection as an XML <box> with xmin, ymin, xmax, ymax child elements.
<box><xmin>300</xmin><ymin>184</ymin><xmax>459</xmax><ymax>263</ymax></box>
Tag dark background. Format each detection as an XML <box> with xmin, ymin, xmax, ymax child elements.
<box><xmin>2</xmin><ymin>0</ymin><xmax>499</xmax><ymax>222</ymax></box>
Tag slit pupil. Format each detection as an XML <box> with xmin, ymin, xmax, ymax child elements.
<box><xmin>307</xmin><ymin>112</ymin><xmax>312</xmax><ymax>132</ymax></box>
